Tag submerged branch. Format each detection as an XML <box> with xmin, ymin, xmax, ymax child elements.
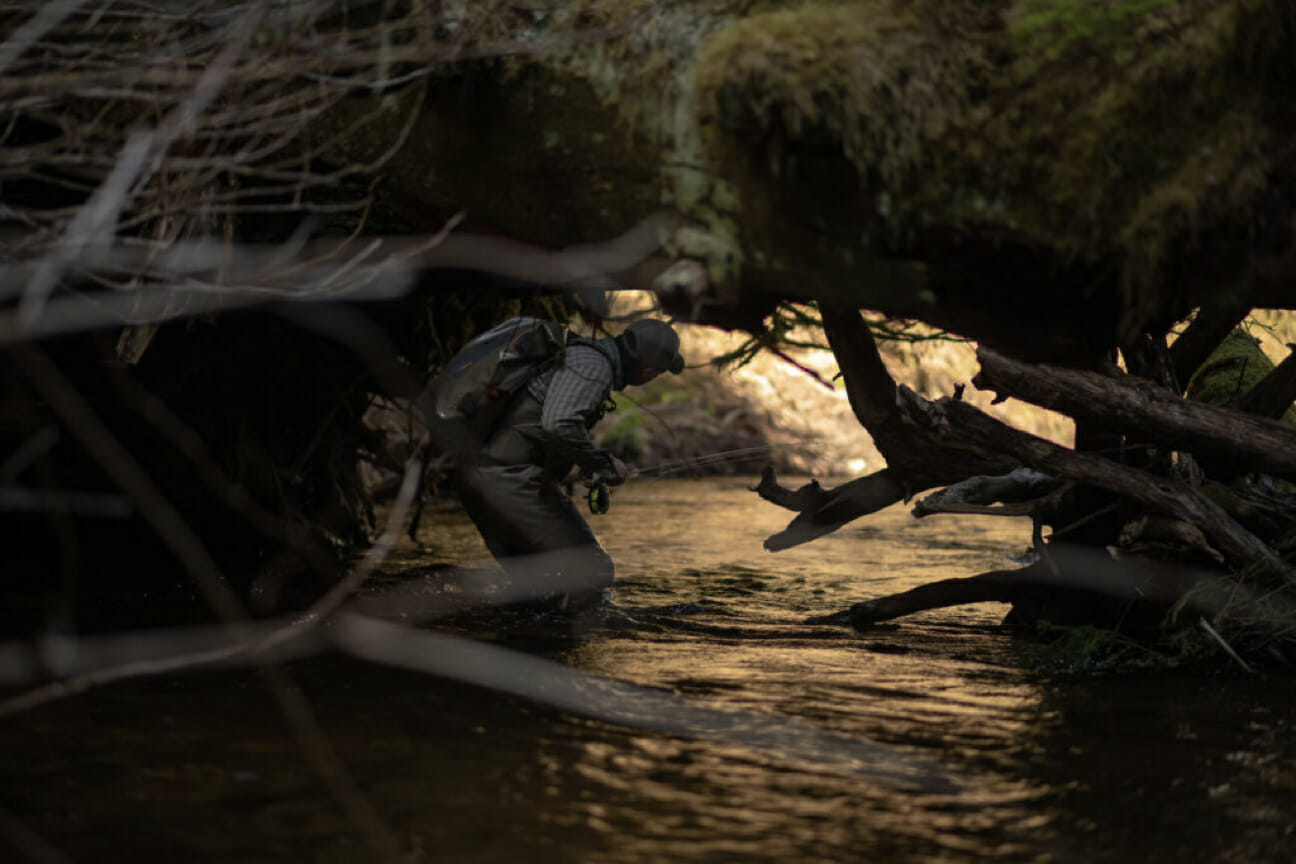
<box><xmin>756</xmin><ymin>466</ymin><xmax>906</xmax><ymax>551</ymax></box>
<box><xmin>807</xmin><ymin>544</ymin><xmax>1242</xmax><ymax>629</ymax></box>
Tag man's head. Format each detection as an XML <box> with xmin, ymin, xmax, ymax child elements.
<box><xmin>616</xmin><ymin>319</ymin><xmax>685</xmax><ymax>386</ymax></box>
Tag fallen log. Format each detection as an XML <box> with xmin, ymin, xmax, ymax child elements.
<box><xmin>806</xmin><ymin>544</ymin><xmax>1246</xmax><ymax>629</ymax></box>
<box><xmin>901</xmin><ymin>391</ymin><xmax>1295</xmax><ymax>583</ymax></box>
<box><xmin>974</xmin><ymin>346</ymin><xmax>1296</xmax><ymax>480</ymax></box>
<box><xmin>755</xmin><ymin>306</ymin><xmax>1015</xmax><ymax>550</ymax></box>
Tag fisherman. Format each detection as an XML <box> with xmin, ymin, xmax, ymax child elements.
<box><xmin>455</xmin><ymin>318</ymin><xmax>686</xmax><ymax>610</ymax></box>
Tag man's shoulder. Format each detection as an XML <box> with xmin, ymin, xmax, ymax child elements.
<box><xmin>565</xmin><ymin>339</ymin><xmax>615</xmax><ymax>371</ymax></box>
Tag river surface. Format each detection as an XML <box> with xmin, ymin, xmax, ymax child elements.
<box><xmin>2</xmin><ymin>478</ymin><xmax>1293</xmax><ymax>863</ymax></box>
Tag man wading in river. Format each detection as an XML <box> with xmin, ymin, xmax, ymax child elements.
<box><xmin>455</xmin><ymin>319</ymin><xmax>685</xmax><ymax>610</ymax></box>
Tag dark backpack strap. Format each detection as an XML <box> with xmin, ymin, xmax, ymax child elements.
<box><xmin>564</xmin><ymin>335</ymin><xmax>618</xmax><ymax>426</ymax></box>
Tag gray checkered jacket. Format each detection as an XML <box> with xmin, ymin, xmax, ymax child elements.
<box><xmin>522</xmin><ymin>337</ymin><xmax>624</xmax><ymax>478</ymax></box>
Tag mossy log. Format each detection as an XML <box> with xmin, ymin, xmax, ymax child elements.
<box><xmin>310</xmin><ymin>0</ymin><xmax>1296</xmax><ymax>360</ymax></box>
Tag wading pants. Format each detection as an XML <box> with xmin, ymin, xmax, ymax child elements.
<box><xmin>455</xmin><ymin>394</ymin><xmax>614</xmax><ymax>607</ymax></box>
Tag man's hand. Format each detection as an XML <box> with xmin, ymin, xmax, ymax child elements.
<box><xmin>606</xmin><ymin>455</ymin><xmax>631</xmax><ymax>486</ymax></box>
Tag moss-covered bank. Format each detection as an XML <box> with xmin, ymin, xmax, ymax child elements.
<box><xmin>308</xmin><ymin>0</ymin><xmax>1296</xmax><ymax>358</ymax></box>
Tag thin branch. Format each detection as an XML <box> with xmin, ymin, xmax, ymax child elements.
<box><xmin>0</xmin><ymin>0</ymin><xmax>93</xmax><ymax>77</ymax></box>
<box><xmin>1199</xmin><ymin>616</ymin><xmax>1256</xmax><ymax>674</ymax></box>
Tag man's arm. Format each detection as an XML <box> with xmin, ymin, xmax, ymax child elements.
<box><xmin>540</xmin><ymin>344</ymin><xmax>623</xmax><ymax>479</ymax></box>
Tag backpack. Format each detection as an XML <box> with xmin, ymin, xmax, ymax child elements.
<box><xmin>420</xmin><ymin>317</ymin><xmax>568</xmax><ymax>449</ymax></box>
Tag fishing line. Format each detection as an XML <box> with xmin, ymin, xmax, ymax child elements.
<box><xmin>584</xmin><ymin>445</ymin><xmax>781</xmax><ymax>514</ymax></box>
<box><xmin>629</xmin><ymin>445</ymin><xmax>778</xmax><ymax>479</ymax></box>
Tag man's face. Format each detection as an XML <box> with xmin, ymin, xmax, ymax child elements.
<box><xmin>626</xmin><ymin>365</ymin><xmax>663</xmax><ymax>386</ymax></box>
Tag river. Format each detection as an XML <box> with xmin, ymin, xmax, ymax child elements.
<box><xmin>2</xmin><ymin>478</ymin><xmax>1293</xmax><ymax>862</ymax></box>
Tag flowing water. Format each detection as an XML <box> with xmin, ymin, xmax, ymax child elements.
<box><xmin>2</xmin><ymin>478</ymin><xmax>1294</xmax><ymax>863</ymax></box>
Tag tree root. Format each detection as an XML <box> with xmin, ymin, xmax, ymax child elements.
<box><xmin>756</xmin><ymin>305</ymin><xmax>1295</xmax><ymax>653</ymax></box>
<box><xmin>806</xmin><ymin>544</ymin><xmax>1237</xmax><ymax>629</ymax></box>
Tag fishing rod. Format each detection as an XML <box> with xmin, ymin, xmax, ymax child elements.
<box><xmin>584</xmin><ymin>446</ymin><xmax>777</xmax><ymax>514</ymax></box>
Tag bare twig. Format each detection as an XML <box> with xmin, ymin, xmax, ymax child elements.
<box><xmin>1199</xmin><ymin>616</ymin><xmax>1256</xmax><ymax>674</ymax></box>
<box><xmin>5</xmin><ymin>344</ymin><xmax>406</xmax><ymax>859</ymax></box>
<box><xmin>0</xmin><ymin>0</ymin><xmax>91</xmax><ymax>77</ymax></box>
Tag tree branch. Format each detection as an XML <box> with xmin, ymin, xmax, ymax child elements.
<box><xmin>753</xmin><ymin>306</ymin><xmax>1014</xmax><ymax>550</ymax></box>
<box><xmin>756</xmin><ymin>466</ymin><xmax>906</xmax><ymax>551</ymax></box>
<box><xmin>975</xmin><ymin>345</ymin><xmax>1296</xmax><ymax>480</ymax></box>
<box><xmin>818</xmin><ymin>303</ymin><xmax>899</xmax><ymax>434</ymax></box>
<box><xmin>903</xmin><ymin>392</ymin><xmax>1295</xmax><ymax>582</ymax></box>
<box><xmin>807</xmin><ymin>544</ymin><xmax>1231</xmax><ymax>627</ymax></box>
<box><xmin>912</xmin><ymin>468</ymin><xmax>1067</xmax><ymax>518</ymax></box>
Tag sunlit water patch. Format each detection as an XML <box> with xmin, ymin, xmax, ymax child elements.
<box><xmin>2</xmin><ymin>479</ymin><xmax>1293</xmax><ymax>863</ymax></box>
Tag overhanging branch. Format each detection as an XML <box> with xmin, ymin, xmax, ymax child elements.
<box><xmin>975</xmin><ymin>345</ymin><xmax>1296</xmax><ymax>480</ymax></box>
<box><xmin>755</xmin><ymin>306</ymin><xmax>1014</xmax><ymax>550</ymax></box>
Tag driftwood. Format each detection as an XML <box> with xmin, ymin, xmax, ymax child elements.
<box><xmin>756</xmin><ymin>467</ymin><xmax>907</xmax><ymax>551</ymax></box>
<box><xmin>758</xmin><ymin>308</ymin><xmax>1294</xmax><ymax>585</ymax></box>
<box><xmin>805</xmin><ymin>544</ymin><xmax>1242</xmax><ymax>628</ymax></box>
<box><xmin>788</xmin><ymin>314</ymin><xmax>1296</xmax><ymax>640</ymax></box>
<box><xmin>756</xmin><ymin>307</ymin><xmax>1017</xmax><ymax>549</ymax></box>
<box><xmin>902</xmin><ymin>394</ymin><xmax>1294</xmax><ymax>583</ymax></box>
<box><xmin>819</xmin><ymin>306</ymin><xmax>1014</xmax><ymax>479</ymax></box>
<box><xmin>974</xmin><ymin>346</ymin><xmax>1296</xmax><ymax>481</ymax></box>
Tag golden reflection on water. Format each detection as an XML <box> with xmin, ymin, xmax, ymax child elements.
<box><xmin>2</xmin><ymin>479</ymin><xmax>1293</xmax><ymax>863</ymax></box>
<box><xmin>395</xmin><ymin>478</ymin><xmax>1296</xmax><ymax>863</ymax></box>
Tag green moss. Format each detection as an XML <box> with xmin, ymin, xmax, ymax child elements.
<box><xmin>694</xmin><ymin>2</ymin><xmax>983</xmax><ymax>190</ymax></box>
<box><xmin>986</xmin><ymin>0</ymin><xmax>1294</xmax><ymax>325</ymax></box>
<box><xmin>685</xmin><ymin>0</ymin><xmax>1291</xmax><ymax>330</ymax></box>
<box><xmin>1009</xmin><ymin>0</ymin><xmax>1181</xmax><ymax>62</ymax></box>
<box><xmin>309</xmin><ymin>0</ymin><xmax>1294</xmax><ymax>338</ymax></box>
<box><xmin>1187</xmin><ymin>327</ymin><xmax>1296</xmax><ymax>422</ymax></box>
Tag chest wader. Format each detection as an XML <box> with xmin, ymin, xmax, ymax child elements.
<box><xmin>454</xmin><ymin>387</ymin><xmax>614</xmax><ymax>610</ymax></box>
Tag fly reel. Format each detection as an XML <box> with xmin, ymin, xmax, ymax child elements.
<box><xmin>587</xmin><ymin>479</ymin><xmax>611</xmax><ymax>515</ymax></box>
